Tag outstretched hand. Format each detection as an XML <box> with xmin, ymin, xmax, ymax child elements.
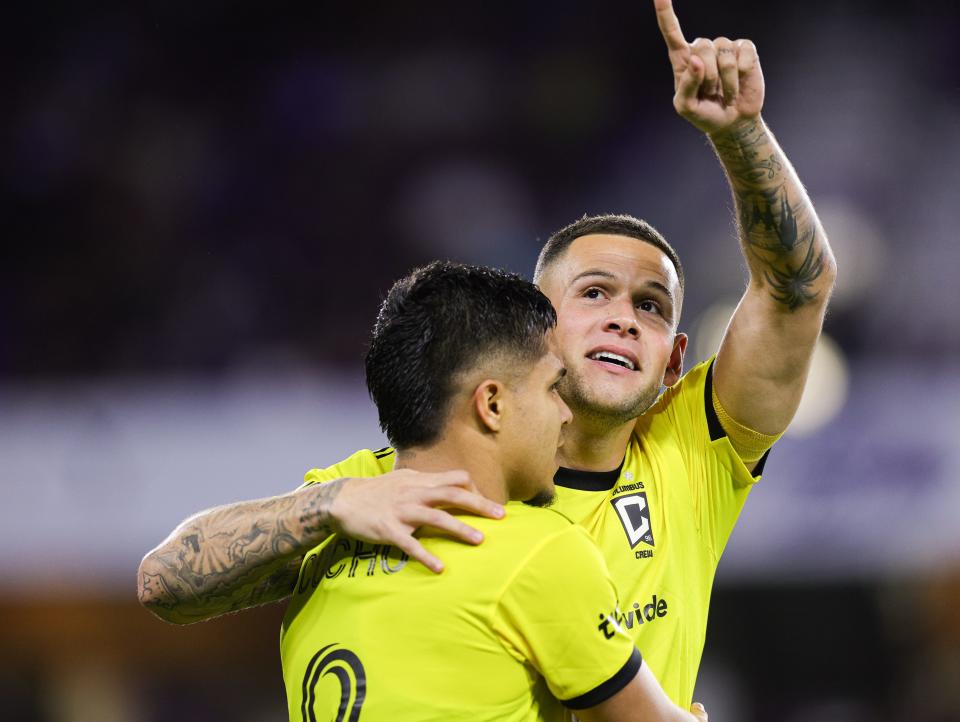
<box><xmin>654</xmin><ymin>0</ymin><xmax>764</xmax><ymax>135</ymax></box>
<box><xmin>328</xmin><ymin>469</ymin><xmax>505</xmax><ymax>574</ymax></box>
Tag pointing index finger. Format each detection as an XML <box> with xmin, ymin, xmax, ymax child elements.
<box><xmin>654</xmin><ymin>0</ymin><xmax>688</xmax><ymax>55</ymax></box>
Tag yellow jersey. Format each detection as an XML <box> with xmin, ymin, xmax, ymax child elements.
<box><xmin>281</xmin><ymin>489</ymin><xmax>641</xmax><ymax>720</ymax></box>
<box><xmin>550</xmin><ymin>359</ymin><xmax>764</xmax><ymax>706</ymax></box>
<box><xmin>289</xmin><ymin>358</ymin><xmax>764</xmax><ymax>710</ymax></box>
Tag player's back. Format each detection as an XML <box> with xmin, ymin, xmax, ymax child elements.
<box><xmin>280</xmin><ymin>502</ymin><xmax>608</xmax><ymax>721</ymax></box>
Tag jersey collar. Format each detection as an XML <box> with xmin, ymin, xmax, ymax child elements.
<box><xmin>554</xmin><ymin>460</ymin><xmax>625</xmax><ymax>492</ymax></box>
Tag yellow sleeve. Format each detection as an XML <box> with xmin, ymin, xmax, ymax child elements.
<box><xmin>651</xmin><ymin>359</ymin><xmax>767</xmax><ymax>561</ymax></box>
<box><xmin>301</xmin><ymin>446</ymin><xmax>396</xmax><ymax>489</ymax></box>
<box><xmin>492</xmin><ymin>524</ymin><xmax>642</xmax><ymax>709</ymax></box>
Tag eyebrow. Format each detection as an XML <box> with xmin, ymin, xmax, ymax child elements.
<box><xmin>570</xmin><ymin>269</ymin><xmax>676</xmax><ymax>304</ymax></box>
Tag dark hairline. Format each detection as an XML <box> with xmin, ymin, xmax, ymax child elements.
<box><xmin>534</xmin><ymin>232</ymin><xmax>685</xmax><ymax>306</ymax></box>
<box><xmin>532</xmin><ymin>214</ymin><xmax>684</xmax><ymax>299</ymax></box>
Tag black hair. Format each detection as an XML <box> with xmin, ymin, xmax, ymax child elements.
<box><xmin>365</xmin><ymin>260</ymin><xmax>557</xmax><ymax>449</ymax></box>
<box><xmin>533</xmin><ymin>213</ymin><xmax>684</xmax><ymax>293</ymax></box>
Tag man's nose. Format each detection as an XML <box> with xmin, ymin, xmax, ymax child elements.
<box><xmin>603</xmin><ymin>314</ymin><xmax>640</xmax><ymax>338</ymax></box>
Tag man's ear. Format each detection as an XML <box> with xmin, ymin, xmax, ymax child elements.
<box><xmin>473</xmin><ymin>379</ymin><xmax>506</xmax><ymax>433</ymax></box>
<box><xmin>663</xmin><ymin>333</ymin><xmax>688</xmax><ymax>388</ymax></box>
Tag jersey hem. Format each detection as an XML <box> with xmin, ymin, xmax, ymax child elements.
<box><xmin>562</xmin><ymin>647</ymin><xmax>643</xmax><ymax>710</ymax></box>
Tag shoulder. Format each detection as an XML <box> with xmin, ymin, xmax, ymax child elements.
<box><xmin>635</xmin><ymin>357</ymin><xmax>716</xmax><ymax>439</ymax></box>
<box><xmin>501</xmin><ymin>502</ymin><xmax>576</xmax><ymax>535</ymax></box>
<box><xmin>504</xmin><ymin>505</ymin><xmax>604</xmax><ymax>573</ymax></box>
<box><xmin>302</xmin><ymin>446</ymin><xmax>396</xmax><ymax>488</ymax></box>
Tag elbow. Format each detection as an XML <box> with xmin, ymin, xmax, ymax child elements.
<box><xmin>137</xmin><ymin>554</ymin><xmax>189</xmax><ymax>625</ymax></box>
<box><xmin>822</xmin><ymin>247</ymin><xmax>839</xmax><ymax>290</ymax></box>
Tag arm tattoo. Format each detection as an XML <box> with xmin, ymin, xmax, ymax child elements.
<box><xmin>711</xmin><ymin>119</ymin><xmax>830</xmax><ymax>311</ymax></box>
<box><xmin>139</xmin><ymin>479</ymin><xmax>345</xmax><ymax>624</ymax></box>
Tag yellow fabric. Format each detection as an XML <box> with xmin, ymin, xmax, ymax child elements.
<box><xmin>283</xmin><ymin>453</ymin><xmax>638</xmax><ymax>722</ymax></box>
<box><xmin>292</xmin><ymin>358</ymin><xmax>767</xmax><ymax>710</ymax></box>
<box><xmin>301</xmin><ymin>447</ymin><xmax>397</xmax><ymax>487</ymax></box>
<box><xmin>551</xmin><ymin>359</ymin><xmax>762</xmax><ymax>707</ymax></box>
<box><xmin>711</xmin><ymin>383</ymin><xmax>782</xmax><ymax>464</ymax></box>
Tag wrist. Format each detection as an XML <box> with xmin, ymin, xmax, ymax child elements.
<box><xmin>297</xmin><ymin>478</ymin><xmax>346</xmax><ymax>542</ymax></box>
<box><xmin>707</xmin><ymin>114</ymin><xmax>764</xmax><ymax>144</ymax></box>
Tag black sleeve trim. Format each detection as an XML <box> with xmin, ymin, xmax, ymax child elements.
<box><xmin>704</xmin><ymin>359</ymin><xmax>725</xmax><ymax>442</ymax></box>
<box><xmin>752</xmin><ymin>449</ymin><xmax>771</xmax><ymax>475</ymax></box>
<box><xmin>562</xmin><ymin>647</ymin><xmax>643</xmax><ymax>710</ymax></box>
<box><xmin>704</xmin><ymin>361</ymin><xmax>773</xmax><ymax>477</ymax></box>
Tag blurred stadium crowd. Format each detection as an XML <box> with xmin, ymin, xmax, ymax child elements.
<box><xmin>4</xmin><ymin>1</ymin><xmax>960</xmax><ymax>720</ymax></box>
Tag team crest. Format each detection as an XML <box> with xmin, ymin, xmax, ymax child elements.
<box><xmin>611</xmin><ymin>493</ymin><xmax>655</xmax><ymax>548</ymax></box>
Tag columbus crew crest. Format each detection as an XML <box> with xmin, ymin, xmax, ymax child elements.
<box><xmin>611</xmin><ymin>492</ymin><xmax>655</xmax><ymax>548</ymax></box>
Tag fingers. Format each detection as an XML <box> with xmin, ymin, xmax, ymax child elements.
<box><xmin>420</xmin><ymin>469</ymin><xmax>474</xmax><ymax>489</ymax></box>
<box><xmin>389</xmin><ymin>533</ymin><xmax>445</xmax><ymax>574</ymax></box>
<box><xmin>675</xmin><ymin>53</ymin><xmax>703</xmax><ymax>105</ymax></box>
<box><xmin>691</xmin><ymin>702</ymin><xmax>708</xmax><ymax>721</ymax></box>
<box><xmin>653</xmin><ymin>0</ymin><xmax>688</xmax><ymax>63</ymax></box>
<box><xmin>690</xmin><ymin>38</ymin><xmax>718</xmax><ymax>99</ymax></box>
<box><xmin>736</xmin><ymin>38</ymin><xmax>758</xmax><ymax>74</ymax></box>
<box><xmin>419</xmin><ymin>485</ymin><xmax>505</xmax><ymax>520</ymax></box>
<box><xmin>330</xmin><ymin>469</ymin><xmax>507</xmax><ymax>575</ymax></box>
<box><xmin>715</xmin><ymin>37</ymin><xmax>739</xmax><ymax>104</ymax></box>
<box><xmin>685</xmin><ymin>37</ymin><xmax>751</xmax><ymax>106</ymax></box>
<box><xmin>403</xmin><ymin>506</ymin><xmax>486</xmax><ymax>545</ymax></box>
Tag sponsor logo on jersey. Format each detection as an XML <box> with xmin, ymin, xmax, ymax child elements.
<box><xmin>597</xmin><ymin>594</ymin><xmax>669</xmax><ymax>638</ymax></box>
<box><xmin>596</xmin><ymin>610</ymin><xmax>624</xmax><ymax>639</ymax></box>
<box><xmin>615</xmin><ymin>595</ymin><xmax>669</xmax><ymax>629</ymax></box>
<box><xmin>610</xmin><ymin>492</ymin><xmax>655</xmax><ymax>549</ymax></box>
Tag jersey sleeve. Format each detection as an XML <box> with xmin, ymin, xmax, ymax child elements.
<box><xmin>300</xmin><ymin>446</ymin><xmax>396</xmax><ymax>489</ymax></box>
<box><xmin>645</xmin><ymin>358</ymin><xmax>767</xmax><ymax>561</ymax></box>
<box><xmin>491</xmin><ymin>524</ymin><xmax>642</xmax><ymax>709</ymax></box>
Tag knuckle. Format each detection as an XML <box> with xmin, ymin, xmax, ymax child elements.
<box><xmin>426</xmin><ymin>508</ymin><xmax>450</xmax><ymax>527</ymax></box>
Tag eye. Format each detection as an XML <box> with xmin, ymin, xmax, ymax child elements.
<box><xmin>583</xmin><ymin>287</ymin><xmax>605</xmax><ymax>300</ymax></box>
<box><xmin>637</xmin><ymin>299</ymin><xmax>661</xmax><ymax>314</ymax></box>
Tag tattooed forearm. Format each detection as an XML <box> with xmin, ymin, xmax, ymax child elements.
<box><xmin>710</xmin><ymin>118</ymin><xmax>835</xmax><ymax>311</ymax></box>
<box><xmin>138</xmin><ymin>479</ymin><xmax>345</xmax><ymax>624</ymax></box>
<box><xmin>299</xmin><ymin>478</ymin><xmax>343</xmax><ymax>536</ymax></box>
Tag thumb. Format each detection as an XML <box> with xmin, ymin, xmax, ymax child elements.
<box><xmin>676</xmin><ymin>54</ymin><xmax>703</xmax><ymax>101</ymax></box>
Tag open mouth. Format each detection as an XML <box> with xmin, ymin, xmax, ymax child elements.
<box><xmin>588</xmin><ymin>351</ymin><xmax>636</xmax><ymax>371</ymax></box>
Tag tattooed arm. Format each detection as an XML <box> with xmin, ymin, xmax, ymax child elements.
<box><xmin>654</xmin><ymin>0</ymin><xmax>837</xmax><ymax>438</ymax></box>
<box><xmin>137</xmin><ymin>480</ymin><xmax>343</xmax><ymax>625</ymax></box>
<box><xmin>137</xmin><ymin>469</ymin><xmax>504</xmax><ymax>624</ymax></box>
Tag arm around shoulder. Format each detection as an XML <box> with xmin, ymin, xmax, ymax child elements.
<box><xmin>137</xmin><ymin>467</ymin><xmax>505</xmax><ymax>623</ymax></box>
<box><xmin>137</xmin><ymin>479</ymin><xmax>345</xmax><ymax>625</ymax></box>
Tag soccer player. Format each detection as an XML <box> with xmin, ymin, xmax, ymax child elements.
<box><xmin>139</xmin><ymin>0</ymin><xmax>836</xmax><ymax>710</ymax></box>
<box><xmin>279</xmin><ymin>261</ymin><xmax>705</xmax><ymax>721</ymax></box>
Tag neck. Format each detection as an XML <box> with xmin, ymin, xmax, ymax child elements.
<box><xmin>556</xmin><ymin>414</ymin><xmax>635</xmax><ymax>472</ymax></box>
<box><xmin>394</xmin><ymin>433</ymin><xmax>509</xmax><ymax>504</ymax></box>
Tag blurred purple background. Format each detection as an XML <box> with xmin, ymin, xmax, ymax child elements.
<box><xmin>4</xmin><ymin>1</ymin><xmax>960</xmax><ymax>720</ymax></box>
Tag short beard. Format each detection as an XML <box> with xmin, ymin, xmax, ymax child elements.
<box><xmin>559</xmin><ymin>371</ymin><xmax>661</xmax><ymax>430</ymax></box>
<box><xmin>524</xmin><ymin>488</ymin><xmax>556</xmax><ymax>508</ymax></box>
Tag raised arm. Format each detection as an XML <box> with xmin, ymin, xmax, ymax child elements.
<box><xmin>137</xmin><ymin>470</ymin><xmax>503</xmax><ymax>624</ymax></box>
<box><xmin>654</xmin><ymin>0</ymin><xmax>837</xmax><ymax>436</ymax></box>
